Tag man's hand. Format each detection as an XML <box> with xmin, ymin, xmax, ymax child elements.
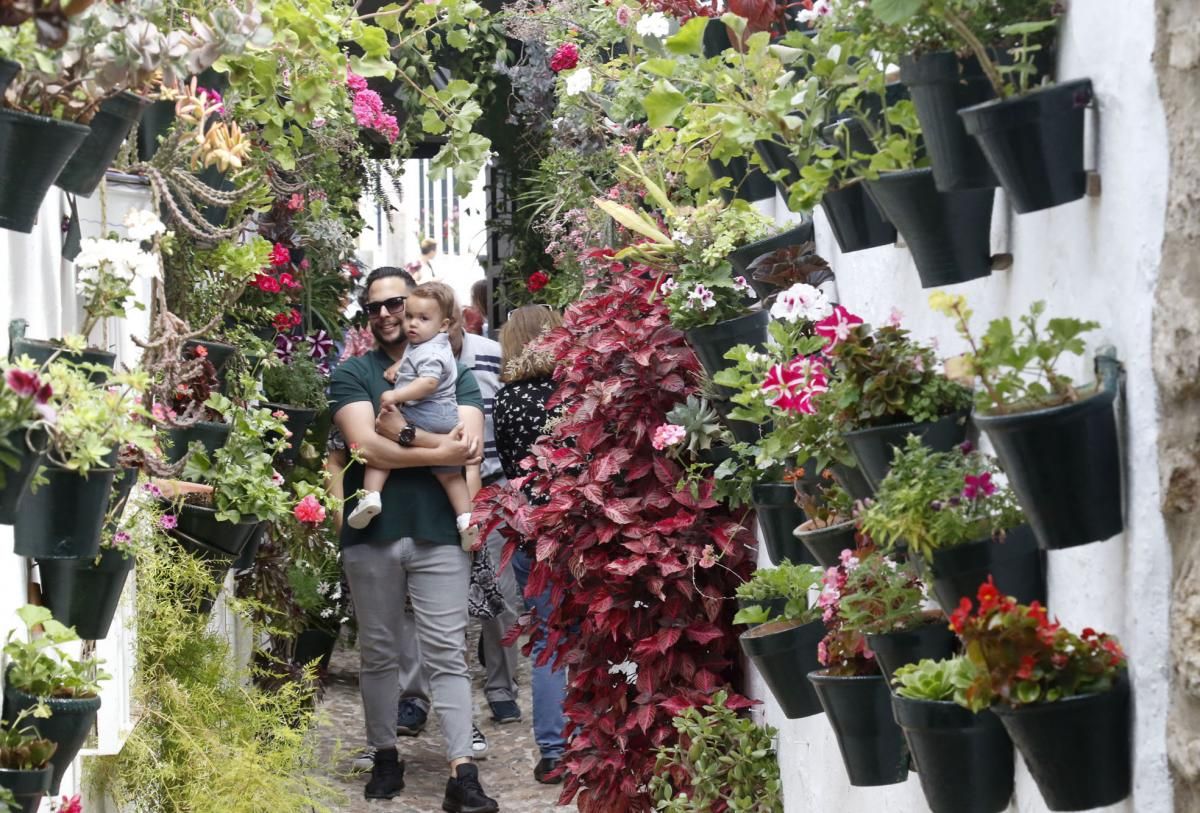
<box><xmin>376</xmin><ymin>403</ymin><xmax>408</xmax><ymax>439</ymax></box>
<box><xmin>442</xmin><ymin>423</ymin><xmax>482</xmax><ymax>467</ymax></box>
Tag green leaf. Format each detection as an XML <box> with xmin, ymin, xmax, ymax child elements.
<box><xmin>871</xmin><ymin>0</ymin><xmax>926</xmax><ymax>25</ymax></box>
<box><xmin>421</xmin><ymin>110</ymin><xmax>448</xmax><ymax>135</ymax></box>
<box><xmin>641</xmin><ymin>58</ymin><xmax>678</xmax><ymax>78</ymax></box>
<box><xmin>666</xmin><ymin>16</ymin><xmax>707</xmax><ymax>56</ymax></box>
<box><xmin>643</xmin><ymin>81</ymin><xmax>688</xmax><ymax>129</ymax></box>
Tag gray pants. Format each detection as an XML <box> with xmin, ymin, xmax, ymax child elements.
<box><xmin>343</xmin><ymin>538</ymin><xmax>473</xmax><ymax>760</ymax></box>
<box><xmin>398</xmin><ymin>528</ymin><xmax>522</xmax><ymax>707</ymax></box>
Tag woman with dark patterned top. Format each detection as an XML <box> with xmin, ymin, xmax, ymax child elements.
<box><xmin>492</xmin><ymin>304</ymin><xmax>568</xmax><ymax>785</ymax></box>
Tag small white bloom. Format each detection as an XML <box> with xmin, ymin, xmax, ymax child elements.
<box><xmin>670</xmin><ymin>230</ymin><xmax>693</xmax><ymax>246</ymax></box>
<box><xmin>320</xmin><ymin>608</ymin><xmax>334</xmax><ymax>618</ymax></box>
<box><xmin>635</xmin><ymin>12</ymin><xmax>671</xmax><ymax>38</ymax></box>
<box><xmin>744</xmin><ymin>350</ymin><xmax>770</xmax><ymax>364</ymax></box>
<box><xmin>660</xmin><ymin>276</ymin><xmax>678</xmax><ymax>295</ymax></box>
<box><xmin>733</xmin><ymin>276</ymin><xmax>757</xmax><ymax>299</ymax></box>
<box><xmin>770</xmin><ymin>282</ymin><xmax>832</xmax><ymax>323</ymax></box>
<box><xmin>564</xmin><ymin>67</ymin><xmax>593</xmax><ymax>96</ymax></box>
<box><xmin>688</xmin><ymin>284</ymin><xmax>716</xmax><ymax>310</ymax></box>
<box><xmin>123</xmin><ymin>208</ymin><xmax>166</xmax><ymax>242</ymax></box>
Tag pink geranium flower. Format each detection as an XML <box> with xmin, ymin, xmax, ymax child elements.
<box><xmin>294</xmin><ymin>494</ymin><xmax>327</xmax><ymax>525</ymax></box>
<box><xmin>346</xmin><ymin>69</ymin><xmax>368</xmax><ymax>92</ymax></box>
<box><xmin>651</xmin><ymin>424</ymin><xmax>687</xmax><ymax>450</ymax></box>
<box><xmin>814</xmin><ymin>305</ymin><xmax>864</xmax><ymax>351</ymax></box>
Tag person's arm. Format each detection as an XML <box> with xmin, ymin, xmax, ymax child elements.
<box><xmin>381</xmin><ymin>375</ymin><xmax>439</xmax><ymax>407</ymax></box>
<box><xmin>460</xmin><ymin>402</ymin><xmax>484</xmax><ymax>491</ymax></box>
<box><xmin>334</xmin><ymin>401</ymin><xmax>477</xmax><ymax>469</ymax></box>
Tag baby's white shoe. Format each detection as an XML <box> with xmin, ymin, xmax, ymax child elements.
<box><xmin>347</xmin><ymin>491</ymin><xmax>382</xmax><ymax>529</ymax></box>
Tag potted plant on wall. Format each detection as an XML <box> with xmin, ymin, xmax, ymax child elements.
<box><xmin>807</xmin><ymin>547</ymin><xmax>910</xmax><ymax>786</ymax></box>
<box><xmin>2</xmin><ymin>605</ymin><xmax>109</xmax><ymax>794</ymax></box>
<box><xmin>14</xmin><ymin>362</ymin><xmax>154</xmax><ymax>560</ymax></box>
<box><xmin>822</xmin><ymin>307</ymin><xmax>975</xmax><ymax>491</ymax></box>
<box><xmin>891</xmin><ymin>657</ymin><xmax>1015</xmax><ymax>813</ymax></box>
<box><xmin>734</xmin><ymin>560</ymin><xmax>824</xmax><ymax>627</ymax></box>
<box><xmin>0</xmin><ymin>710</ymin><xmax>55</xmax><ymax>813</ymax></box>
<box><xmin>738</xmin><ymin>561</ymin><xmax>827</xmax><ymax>719</ymax></box>
<box><xmin>860</xmin><ymin>435</ymin><xmax>1045</xmax><ymax>610</ymax></box>
<box><xmin>286</xmin><ymin>533</ymin><xmax>346</xmax><ymax>672</ymax></box>
<box><xmin>260</xmin><ymin>353</ymin><xmax>327</xmax><ymax>468</ymax></box>
<box><xmin>648</xmin><ymin>689</ymin><xmax>783</xmax><ymax>812</ymax></box>
<box><xmin>793</xmin><ymin>479</ymin><xmax>858</xmax><ymax>568</ymax></box>
<box><xmin>0</xmin><ymin>364</ymin><xmax>53</xmax><ymax>524</ymax></box>
<box><xmin>836</xmin><ymin>551</ymin><xmax>957</xmax><ymax>687</ymax></box>
<box><xmin>932</xmin><ymin>294</ymin><xmax>1122</xmax><ymax>549</ymax></box>
<box><xmin>952</xmin><ymin>580</ymin><xmax>1132</xmax><ymax>810</ymax></box>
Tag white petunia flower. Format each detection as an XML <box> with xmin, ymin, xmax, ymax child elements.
<box><xmin>123</xmin><ymin>208</ymin><xmax>166</xmax><ymax>242</ymax></box>
<box><xmin>635</xmin><ymin>12</ymin><xmax>671</xmax><ymax>38</ymax></box>
<box><xmin>564</xmin><ymin>67</ymin><xmax>593</xmax><ymax>96</ymax></box>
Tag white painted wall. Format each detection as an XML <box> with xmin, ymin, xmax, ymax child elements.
<box><xmin>751</xmin><ymin>2</ymin><xmax>1173</xmax><ymax>812</ymax></box>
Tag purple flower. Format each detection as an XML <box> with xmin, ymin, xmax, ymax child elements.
<box><xmin>958</xmin><ymin>440</ymin><xmax>974</xmax><ymax>455</ymax></box>
<box><xmin>962</xmin><ymin>472</ymin><xmax>996</xmax><ymax>501</ymax></box>
<box><xmin>274</xmin><ymin>333</ymin><xmax>295</xmax><ymax>363</ymax></box>
<box><xmin>142</xmin><ymin>482</ymin><xmax>163</xmax><ymax>498</ymax></box>
<box><xmin>308</xmin><ymin>330</ymin><xmax>334</xmax><ymax>361</ymax></box>
<box><xmin>112</xmin><ymin>531</ymin><xmax>131</xmax><ymax>547</ymax></box>
<box><xmin>160</xmin><ymin>513</ymin><xmax>178</xmax><ymax>530</ymax></box>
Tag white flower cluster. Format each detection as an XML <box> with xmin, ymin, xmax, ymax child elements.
<box><xmin>564</xmin><ymin>66</ymin><xmax>593</xmax><ymax>96</ymax></box>
<box><xmin>769</xmin><ymin>282</ymin><xmax>832</xmax><ymax>323</ymax></box>
<box><xmin>635</xmin><ymin>12</ymin><xmax>671</xmax><ymax>38</ymax></box>
<box><xmin>686</xmin><ymin>284</ymin><xmax>716</xmax><ymax>311</ymax></box>
<box><xmin>733</xmin><ymin>275</ymin><xmax>757</xmax><ymax>300</ymax></box>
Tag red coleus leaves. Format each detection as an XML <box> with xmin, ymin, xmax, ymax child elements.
<box><xmin>476</xmin><ymin>270</ymin><xmax>754</xmax><ymax>812</ymax></box>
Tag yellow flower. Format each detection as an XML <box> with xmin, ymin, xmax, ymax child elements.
<box><xmin>928</xmin><ymin>291</ymin><xmax>968</xmax><ymax>318</ymax></box>
<box><xmin>192</xmin><ymin>121</ymin><xmax>252</xmax><ymax>173</ymax></box>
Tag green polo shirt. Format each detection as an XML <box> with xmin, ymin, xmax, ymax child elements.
<box><xmin>329</xmin><ymin>349</ymin><xmax>483</xmax><ymax>548</ymax></box>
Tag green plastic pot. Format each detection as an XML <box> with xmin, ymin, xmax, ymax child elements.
<box><xmin>55</xmin><ymin>92</ymin><xmax>149</xmax><ymax>196</ymax></box>
<box><xmin>0</xmin><ymin>765</ymin><xmax>51</xmax><ymax>813</ymax></box>
<box><xmin>3</xmin><ymin>686</ymin><xmax>101</xmax><ymax>794</ymax></box>
<box><xmin>0</xmin><ymin>109</ymin><xmax>89</xmax><ymax>234</ymax></box>
<box><xmin>14</xmin><ymin>465</ymin><xmax>118</xmax><ymax>559</ymax></box>
<box><xmin>38</xmin><ymin>548</ymin><xmax>135</xmax><ymax>641</ymax></box>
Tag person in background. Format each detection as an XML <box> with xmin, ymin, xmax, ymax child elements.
<box><xmin>414</xmin><ymin>238</ymin><xmax>439</xmax><ymax>283</ymax></box>
<box><xmin>393</xmin><ymin>298</ymin><xmax>524</xmax><ymax>758</ymax></box>
<box><xmin>493</xmin><ymin>304</ymin><xmax>568</xmax><ymax>785</ymax></box>
<box><xmin>463</xmin><ymin>278</ymin><xmax>490</xmax><ymax>337</ymax></box>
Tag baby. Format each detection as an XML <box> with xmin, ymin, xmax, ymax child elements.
<box><xmin>346</xmin><ymin>282</ymin><xmax>480</xmax><ymax>549</ymax></box>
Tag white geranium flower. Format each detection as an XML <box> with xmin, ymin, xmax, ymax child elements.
<box><xmin>770</xmin><ymin>282</ymin><xmax>831</xmax><ymax>323</ymax></box>
<box><xmin>124</xmin><ymin>208</ymin><xmax>166</xmax><ymax>242</ymax></box>
<box><xmin>635</xmin><ymin>12</ymin><xmax>671</xmax><ymax>38</ymax></box>
<box><xmin>564</xmin><ymin>67</ymin><xmax>593</xmax><ymax>96</ymax></box>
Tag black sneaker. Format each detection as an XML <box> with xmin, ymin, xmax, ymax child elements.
<box><xmin>442</xmin><ymin>762</ymin><xmax>499</xmax><ymax>813</ymax></box>
<box><xmin>396</xmin><ymin>698</ymin><xmax>428</xmax><ymax>736</ymax></box>
<box><xmin>364</xmin><ymin>747</ymin><xmax>405</xmax><ymax>800</ymax></box>
<box><xmin>534</xmin><ymin>756</ymin><xmax>563</xmax><ymax>785</ymax></box>
<box><xmin>488</xmin><ymin>699</ymin><xmax>522</xmax><ymax>724</ymax></box>
<box><xmin>351</xmin><ymin>746</ymin><xmax>376</xmax><ymax>773</ymax></box>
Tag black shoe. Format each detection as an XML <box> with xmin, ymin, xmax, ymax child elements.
<box><xmin>442</xmin><ymin>763</ymin><xmax>499</xmax><ymax>813</ymax></box>
<box><xmin>364</xmin><ymin>747</ymin><xmax>405</xmax><ymax>800</ymax></box>
<box><xmin>488</xmin><ymin>699</ymin><xmax>522</xmax><ymax>724</ymax></box>
<box><xmin>396</xmin><ymin>698</ymin><xmax>428</xmax><ymax>736</ymax></box>
<box><xmin>534</xmin><ymin>756</ymin><xmax>563</xmax><ymax>785</ymax></box>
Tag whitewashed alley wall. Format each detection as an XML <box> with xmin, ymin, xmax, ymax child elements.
<box><xmin>750</xmin><ymin>2</ymin><xmax>1173</xmax><ymax>812</ymax></box>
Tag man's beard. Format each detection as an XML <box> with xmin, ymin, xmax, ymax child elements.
<box><xmin>371</xmin><ymin>320</ymin><xmax>407</xmax><ymax>351</ymax></box>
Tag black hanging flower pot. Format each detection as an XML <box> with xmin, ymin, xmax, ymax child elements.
<box><xmin>927</xmin><ymin>524</ymin><xmax>1047</xmax><ymax>611</ymax></box>
<box><xmin>3</xmin><ymin>686</ymin><xmax>101</xmax><ymax>794</ymax></box>
<box><xmin>293</xmin><ymin>627</ymin><xmax>340</xmax><ymax>671</ymax></box>
<box><xmin>263</xmin><ymin>402</ymin><xmax>319</xmax><ymax>467</ymax></box>
<box><xmin>892</xmin><ymin>698</ymin><xmax>1014</xmax><ymax>813</ymax></box>
<box><xmin>736</xmin><ymin>596</ymin><xmax>790</xmax><ymax>625</ymax></box>
<box><xmin>708</xmin><ymin>155</ymin><xmax>776</xmax><ymax>204</ymax></box>
<box><xmin>959</xmin><ymin>79</ymin><xmax>1094</xmax><ymax>214</ymax></box>
<box><xmin>831</xmin><ymin>461</ymin><xmax>874</xmax><ymax>502</ymax></box>
<box><xmin>56</xmin><ymin>92</ymin><xmax>150</xmax><ymax>196</ymax></box>
<box><xmin>842</xmin><ymin>409</ymin><xmax>972</xmax><ymax>492</ymax></box>
<box><xmin>164</xmin><ymin>419</ymin><xmax>231</xmax><ymax>464</ymax></box>
<box><xmin>754</xmin><ymin>137</ymin><xmax>802</xmax><ymax>200</ymax></box>
<box><xmin>866</xmin><ymin>168</ymin><xmax>994</xmax><ymax>288</ymax></box>
<box><xmin>0</xmin><ymin>109</ymin><xmax>89</xmax><ymax>233</ymax></box>
<box><xmin>819</xmin><ymin>182</ymin><xmax>897</xmax><ymax>254</ymax></box>
<box><xmin>0</xmin><ymin>59</ymin><xmax>19</xmax><ymax>97</ymax></box>
<box><xmin>865</xmin><ymin>621</ymin><xmax>958</xmax><ymax>688</ymax></box>
<box><xmin>136</xmin><ymin>97</ymin><xmax>177</xmax><ymax>162</ymax></box>
<box><xmin>38</xmin><ymin>547</ymin><xmax>135</xmax><ymax>641</ymax></box>
<box><xmin>0</xmin><ymin>428</ymin><xmax>45</xmax><ymax>525</ymax></box>
<box><xmin>0</xmin><ymin>765</ymin><xmax>52</xmax><ymax>813</ymax></box>
<box><xmin>10</xmin><ymin>321</ymin><xmax>116</xmax><ymax>380</ymax></box>
<box><xmin>899</xmin><ymin>52</ymin><xmax>998</xmax><ymax>192</ymax></box>
<box><xmin>232</xmin><ymin>520</ymin><xmax>269</xmax><ymax>572</ymax></box>
<box><xmin>808</xmin><ymin>671</ymin><xmax>910</xmax><ymax>786</ymax></box>
<box><xmin>795</xmin><ymin>520</ymin><xmax>857</xmax><ymax>568</ymax></box>
<box><xmin>184</xmin><ymin>338</ymin><xmax>239</xmax><ymax>393</ymax></box>
<box><xmin>992</xmin><ymin>674</ymin><xmax>1131</xmax><ymax>810</ymax></box>
<box><xmin>751</xmin><ymin>483</ymin><xmax>814</xmax><ymax>566</ymax></box>
<box><xmin>685</xmin><ymin>310</ymin><xmax>770</xmax><ymax>389</ymax></box>
<box><xmin>973</xmin><ymin>381</ymin><xmax>1122</xmax><ymax>550</ymax></box>
<box><xmin>14</xmin><ymin>465</ymin><xmax>118</xmax><ymax>559</ymax></box>
<box><xmin>165</xmin><ymin>501</ymin><xmax>261</xmax><ymax>559</ymax></box>
<box><xmin>740</xmin><ymin>620</ymin><xmax>826</xmax><ymax>719</ymax></box>
<box><xmin>727</xmin><ymin>220</ymin><xmax>815</xmax><ymax>276</ymax></box>
<box><xmin>702</xmin><ymin>17</ymin><xmax>733</xmax><ymax>57</ymax></box>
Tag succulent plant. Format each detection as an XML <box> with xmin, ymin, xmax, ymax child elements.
<box><xmin>892</xmin><ymin>656</ymin><xmax>977</xmax><ymax>703</ymax></box>
<box><xmin>664</xmin><ymin>395</ymin><xmax>726</xmax><ymax>455</ymax></box>
<box><xmin>0</xmin><ymin>708</ymin><xmax>58</xmax><ymax>771</ymax></box>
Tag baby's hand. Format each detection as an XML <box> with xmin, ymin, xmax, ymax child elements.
<box><xmin>380</xmin><ymin>390</ymin><xmax>404</xmax><ymax>407</ymax></box>
<box><xmin>383</xmin><ymin>362</ymin><xmax>402</xmax><ymax>384</ymax></box>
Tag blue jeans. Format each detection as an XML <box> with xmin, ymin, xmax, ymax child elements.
<box><xmin>511</xmin><ymin>549</ymin><xmax>567</xmax><ymax>760</ymax></box>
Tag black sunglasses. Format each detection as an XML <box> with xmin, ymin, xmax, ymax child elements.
<box><xmin>364</xmin><ymin>295</ymin><xmax>407</xmax><ymax>318</ymax></box>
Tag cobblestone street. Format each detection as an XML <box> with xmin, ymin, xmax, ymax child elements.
<box><xmin>313</xmin><ymin>627</ymin><xmax>575</xmax><ymax>813</ymax></box>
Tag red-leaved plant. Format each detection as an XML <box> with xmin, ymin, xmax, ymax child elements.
<box><xmin>477</xmin><ymin>259</ymin><xmax>756</xmax><ymax>812</ymax></box>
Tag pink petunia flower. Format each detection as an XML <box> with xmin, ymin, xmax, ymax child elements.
<box><xmin>962</xmin><ymin>472</ymin><xmax>996</xmax><ymax>500</ymax></box>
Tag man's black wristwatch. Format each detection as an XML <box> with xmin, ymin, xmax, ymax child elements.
<box><xmin>396</xmin><ymin>425</ymin><xmax>416</xmax><ymax>447</ymax></box>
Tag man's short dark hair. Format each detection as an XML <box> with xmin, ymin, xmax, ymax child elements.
<box><xmin>360</xmin><ymin>266</ymin><xmax>416</xmax><ymax>307</ymax></box>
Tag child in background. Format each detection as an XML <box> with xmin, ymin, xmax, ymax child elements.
<box><xmin>346</xmin><ymin>282</ymin><xmax>480</xmax><ymax>549</ymax></box>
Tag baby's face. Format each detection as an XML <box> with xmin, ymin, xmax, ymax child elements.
<box><xmin>404</xmin><ymin>296</ymin><xmax>448</xmax><ymax>344</ymax></box>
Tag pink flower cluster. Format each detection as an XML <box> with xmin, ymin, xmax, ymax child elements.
<box><xmin>549</xmin><ymin>42</ymin><xmax>579</xmax><ymax>72</ymax></box>
<box><xmin>293</xmin><ymin>494</ymin><xmax>326</xmax><ymax>526</ymax></box>
<box><xmin>761</xmin><ymin>355</ymin><xmax>829</xmax><ymax>414</ymax></box>
<box><xmin>347</xmin><ymin>70</ymin><xmax>399</xmax><ymax>144</ymax></box>
<box><xmin>651</xmin><ymin>423</ymin><xmax>687</xmax><ymax>450</ymax></box>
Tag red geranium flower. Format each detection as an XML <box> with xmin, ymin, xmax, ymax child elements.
<box><xmin>278</xmin><ymin>272</ymin><xmax>301</xmax><ymax>289</ymax></box>
<box><xmin>549</xmin><ymin>42</ymin><xmax>580</xmax><ymax>72</ymax></box>
<box><xmin>4</xmin><ymin>368</ymin><xmax>40</xmax><ymax>398</ymax></box>
<box><xmin>528</xmin><ymin>270</ymin><xmax>550</xmax><ymax>292</ymax></box>
<box><xmin>269</xmin><ymin>242</ymin><xmax>291</xmax><ymax>267</ymax></box>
